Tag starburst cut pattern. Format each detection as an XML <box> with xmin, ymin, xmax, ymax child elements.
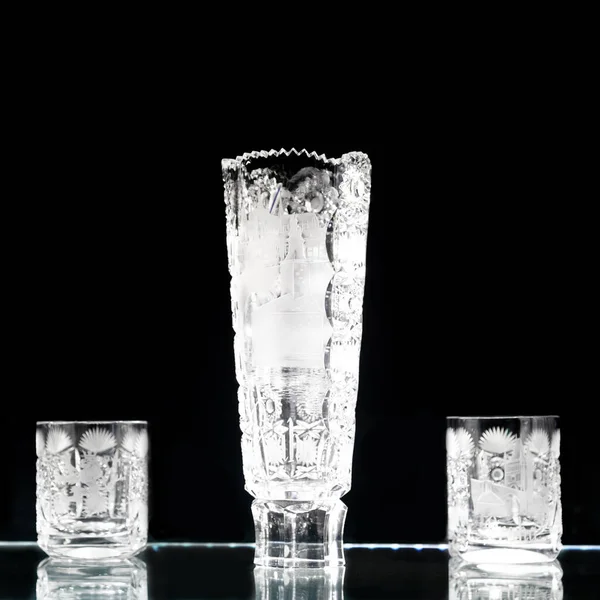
<box><xmin>527</xmin><ymin>429</ymin><xmax>550</xmax><ymax>455</ymax></box>
<box><xmin>45</xmin><ymin>428</ymin><xmax>73</xmax><ymax>455</ymax></box>
<box><xmin>479</xmin><ymin>427</ymin><xmax>517</xmax><ymax>454</ymax></box>
<box><xmin>79</xmin><ymin>427</ymin><xmax>117</xmax><ymax>454</ymax></box>
<box><xmin>121</xmin><ymin>429</ymin><xmax>148</xmax><ymax>457</ymax></box>
<box><xmin>446</xmin><ymin>428</ymin><xmax>475</xmax><ymax>459</ymax></box>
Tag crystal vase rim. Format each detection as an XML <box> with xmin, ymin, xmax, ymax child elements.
<box><xmin>447</xmin><ymin>415</ymin><xmax>559</xmax><ymax>420</ymax></box>
<box><xmin>221</xmin><ymin>147</ymin><xmax>369</xmax><ymax>168</ymax></box>
<box><xmin>36</xmin><ymin>420</ymin><xmax>148</xmax><ymax>426</ymax></box>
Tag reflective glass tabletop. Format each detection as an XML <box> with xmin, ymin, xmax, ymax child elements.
<box><xmin>0</xmin><ymin>543</ymin><xmax>598</xmax><ymax>599</ymax></box>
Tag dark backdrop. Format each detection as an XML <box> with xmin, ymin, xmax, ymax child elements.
<box><xmin>3</xmin><ymin>128</ymin><xmax>597</xmax><ymax>543</ymax></box>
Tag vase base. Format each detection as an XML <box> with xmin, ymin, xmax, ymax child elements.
<box><xmin>252</xmin><ymin>499</ymin><xmax>347</xmax><ymax>568</ymax></box>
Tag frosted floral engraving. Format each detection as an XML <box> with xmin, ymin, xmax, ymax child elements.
<box><xmin>223</xmin><ymin>149</ymin><xmax>371</xmax><ymax>566</ymax></box>
<box><xmin>36</xmin><ymin>422</ymin><xmax>148</xmax><ymax>559</ymax></box>
<box><xmin>447</xmin><ymin>417</ymin><xmax>562</xmax><ymax>562</ymax></box>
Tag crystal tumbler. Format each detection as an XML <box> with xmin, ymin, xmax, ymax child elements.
<box><xmin>37</xmin><ymin>557</ymin><xmax>148</xmax><ymax>599</ymax></box>
<box><xmin>222</xmin><ymin>149</ymin><xmax>372</xmax><ymax>567</ymax></box>
<box><xmin>449</xmin><ymin>557</ymin><xmax>563</xmax><ymax>599</ymax></box>
<box><xmin>447</xmin><ymin>416</ymin><xmax>562</xmax><ymax>564</ymax></box>
<box><xmin>36</xmin><ymin>421</ymin><xmax>149</xmax><ymax>559</ymax></box>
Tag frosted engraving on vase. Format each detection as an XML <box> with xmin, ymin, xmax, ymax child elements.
<box><xmin>223</xmin><ymin>149</ymin><xmax>371</xmax><ymax>566</ymax></box>
<box><xmin>447</xmin><ymin>416</ymin><xmax>562</xmax><ymax>563</ymax></box>
<box><xmin>36</xmin><ymin>421</ymin><xmax>148</xmax><ymax>560</ymax></box>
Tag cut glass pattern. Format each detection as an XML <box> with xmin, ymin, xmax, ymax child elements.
<box><xmin>447</xmin><ymin>416</ymin><xmax>562</xmax><ymax>564</ymax></box>
<box><xmin>223</xmin><ymin>149</ymin><xmax>371</xmax><ymax>567</ymax></box>
<box><xmin>36</xmin><ymin>421</ymin><xmax>149</xmax><ymax>560</ymax></box>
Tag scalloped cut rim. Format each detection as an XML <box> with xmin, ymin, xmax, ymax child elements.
<box><xmin>222</xmin><ymin>148</ymin><xmax>369</xmax><ymax>167</ymax></box>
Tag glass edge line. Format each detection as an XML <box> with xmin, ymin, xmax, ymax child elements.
<box><xmin>3</xmin><ymin>542</ymin><xmax>599</xmax><ymax>550</ymax></box>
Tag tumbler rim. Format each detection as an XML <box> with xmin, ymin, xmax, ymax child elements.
<box><xmin>36</xmin><ymin>420</ymin><xmax>148</xmax><ymax>426</ymax></box>
<box><xmin>447</xmin><ymin>415</ymin><xmax>559</xmax><ymax>420</ymax></box>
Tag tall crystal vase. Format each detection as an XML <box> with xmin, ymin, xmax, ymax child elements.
<box><xmin>222</xmin><ymin>149</ymin><xmax>371</xmax><ymax>568</ymax></box>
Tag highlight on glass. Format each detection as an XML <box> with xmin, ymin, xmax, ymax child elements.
<box><xmin>446</xmin><ymin>415</ymin><xmax>562</xmax><ymax>564</ymax></box>
<box><xmin>222</xmin><ymin>149</ymin><xmax>372</xmax><ymax>567</ymax></box>
<box><xmin>36</xmin><ymin>421</ymin><xmax>149</xmax><ymax>560</ymax></box>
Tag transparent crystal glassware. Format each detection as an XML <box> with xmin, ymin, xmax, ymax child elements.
<box><xmin>36</xmin><ymin>421</ymin><xmax>149</xmax><ymax>560</ymax></box>
<box><xmin>447</xmin><ymin>416</ymin><xmax>562</xmax><ymax>564</ymax></box>
<box><xmin>37</xmin><ymin>557</ymin><xmax>148</xmax><ymax>599</ymax></box>
<box><xmin>254</xmin><ymin>567</ymin><xmax>345</xmax><ymax>600</ymax></box>
<box><xmin>222</xmin><ymin>149</ymin><xmax>371</xmax><ymax>568</ymax></box>
<box><xmin>449</xmin><ymin>557</ymin><xmax>563</xmax><ymax>599</ymax></box>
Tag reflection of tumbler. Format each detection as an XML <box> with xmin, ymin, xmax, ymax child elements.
<box><xmin>254</xmin><ymin>567</ymin><xmax>345</xmax><ymax>600</ymax></box>
<box><xmin>449</xmin><ymin>557</ymin><xmax>563</xmax><ymax>599</ymax></box>
<box><xmin>37</xmin><ymin>558</ymin><xmax>148</xmax><ymax>599</ymax></box>
<box><xmin>222</xmin><ymin>149</ymin><xmax>372</xmax><ymax>567</ymax></box>
<box><xmin>447</xmin><ymin>415</ymin><xmax>562</xmax><ymax>564</ymax></box>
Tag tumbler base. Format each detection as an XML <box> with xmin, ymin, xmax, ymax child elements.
<box><xmin>252</xmin><ymin>499</ymin><xmax>347</xmax><ymax>568</ymax></box>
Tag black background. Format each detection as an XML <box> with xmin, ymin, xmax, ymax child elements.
<box><xmin>3</xmin><ymin>106</ymin><xmax>597</xmax><ymax>544</ymax></box>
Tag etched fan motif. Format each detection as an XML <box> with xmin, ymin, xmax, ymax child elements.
<box><xmin>79</xmin><ymin>427</ymin><xmax>117</xmax><ymax>454</ymax></box>
<box><xmin>121</xmin><ymin>429</ymin><xmax>138</xmax><ymax>454</ymax></box>
<box><xmin>527</xmin><ymin>429</ymin><xmax>550</xmax><ymax>455</ymax></box>
<box><xmin>447</xmin><ymin>428</ymin><xmax>475</xmax><ymax>459</ymax></box>
<box><xmin>479</xmin><ymin>427</ymin><xmax>517</xmax><ymax>454</ymax></box>
<box><xmin>36</xmin><ymin>430</ymin><xmax>46</xmax><ymax>458</ymax></box>
<box><xmin>551</xmin><ymin>429</ymin><xmax>561</xmax><ymax>458</ymax></box>
<box><xmin>135</xmin><ymin>430</ymin><xmax>149</xmax><ymax>458</ymax></box>
<box><xmin>122</xmin><ymin>429</ymin><xmax>149</xmax><ymax>457</ymax></box>
<box><xmin>46</xmin><ymin>428</ymin><xmax>73</xmax><ymax>455</ymax></box>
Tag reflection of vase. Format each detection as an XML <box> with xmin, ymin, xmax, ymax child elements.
<box><xmin>222</xmin><ymin>149</ymin><xmax>372</xmax><ymax>567</ymax></box>
<box><xmin>254</xmin><ymin>567</ymin><xmax>345</xmax><ymax>600</ymax></box>
<box><xmin>37</xmin><ymin>557</ymin><xmax>148</xmax><ymax>599</ymax></box>
<box><xmin>449</xmin><ymin>558</ymin><xmax>563</xmax><ymax>600</ymax></box>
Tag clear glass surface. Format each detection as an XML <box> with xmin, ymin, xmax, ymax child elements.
<box><xmin>222</xmin><ymin>149</ymin><xmax>371</xmax><ymax>567</ymax></box>
<box><xmin>36</xmin><ymin>421</ymin><xmax>149</xmax><ymax>560</ymax></box>
<box><xmin>446</xmin><ymin>416</ymin><xmax>562</xmax><ymax>564</ymax></box>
